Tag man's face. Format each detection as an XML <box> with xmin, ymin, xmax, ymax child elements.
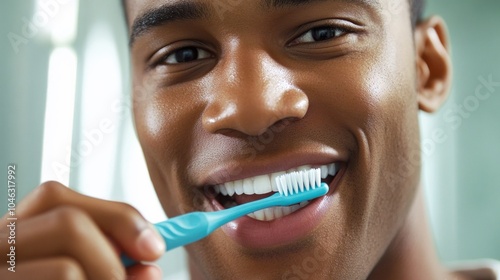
<box><xmin>127</xmin><ymin>0</ymin><xmax>422</xmax><ymax>278</ymax></box>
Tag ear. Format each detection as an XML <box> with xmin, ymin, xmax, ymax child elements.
<box><xmin>415</xmin><ymin>16</ymin><xmax>452</xmax><ymax>113</ymax></box>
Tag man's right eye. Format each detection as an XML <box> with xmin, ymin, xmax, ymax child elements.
<box><xmin>164</xmin><ymin>47</ymin><xmax>212</xmax><ymax>64</ymax></box>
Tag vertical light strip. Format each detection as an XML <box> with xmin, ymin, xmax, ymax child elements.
<box><xmin>40</xmin><ymin>47</ymin><xmax>77</xmax><ymax>185</ymax></box>
<box><xmin>38</xmin><ymin>0</ymin><xmax>79</xmax><ymax>185</ymax></box>
<box><xmin>35</xmin><ymin>0</ymin><xmax>79</xmax><ymax>44</ymax></box>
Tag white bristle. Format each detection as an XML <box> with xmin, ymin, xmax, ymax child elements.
<box><xmin>297</xmin><ymin>172</ymin><xmax>304</xmax><ymax>192</ymax></box>
<box><xmin>304</xmin><ymin>171</ymin><xmax>310</xmax><ymax>191</ymax></box>
<box><xmin>309</xmin><ymin>169</ymin><xmax>316</xmax><ymax>189</ymax></box>
<box><xmin>292</xmin><ymin>172</ymin><xmax>299</xmax><ymax>194</ymax></box>
<box><xmin>275</xmin><ymin>168</ymin><xmax>321</xmax><ymax>196</ymax></box>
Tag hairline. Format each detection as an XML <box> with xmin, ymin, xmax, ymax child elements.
<box><xmin>122</xmin><ymin>0</ymin><xmax>426</xmax><ymax>32</ymax></box>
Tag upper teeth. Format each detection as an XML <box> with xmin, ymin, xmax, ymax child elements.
<box><xmin>214</xmin><ymin>163</ymin><xmax>339</xmax><ymax>196</ymax></box>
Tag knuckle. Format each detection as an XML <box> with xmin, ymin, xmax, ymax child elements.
<box><xmin>109</xmin><ymin>202</ymin><xmax>147</xmax><ymax>234</ymax></box>
<box><xmin>36</xmin><ymin>181</ymin><xmax>67</xmax><ymax>202</ymax></box>
<box><xmin>51</xmin><ymin>257</ymin><xmax>86</xmax><ymax>280</ymax></box>
<box><xmin>52</xmin><ymin>206</ymin><xmax>92</xmax><ymax>240</ymax></box>
<box><xmin>115</xmin><ymin>202</ymin><xmax>143</xmax><ymax>221</ymax></box>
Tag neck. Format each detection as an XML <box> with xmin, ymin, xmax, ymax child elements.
<box><xmin>368</xmin><ymin>187</ymin><xmax>452</xmax><ymax>280</ymax></box>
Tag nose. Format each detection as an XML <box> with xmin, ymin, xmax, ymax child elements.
<box><xmin>202</xmin><ymin>49</ymin><xmax>309</xmax><ymax>136</ymax></box>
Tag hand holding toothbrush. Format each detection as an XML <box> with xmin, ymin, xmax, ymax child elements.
<box><xmin>0</xmin><ymin>181</ymin><xmax>165</xmax><ymax>280</ymax></box>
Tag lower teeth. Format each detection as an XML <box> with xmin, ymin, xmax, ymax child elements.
<box><xmin>223</xmin><ymin>201</ymin><xmax>310</xmax><ymax>221</ymax></box>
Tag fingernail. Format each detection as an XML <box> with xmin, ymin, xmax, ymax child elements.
<box><xmin>137</xmin><ymin>227</ymin><xmax>165</xmax><ymax>255</ymax></box>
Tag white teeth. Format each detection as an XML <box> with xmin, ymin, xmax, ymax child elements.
<box><xmin>321</xmin><ymin>165</ymin><xmax>328</xmax><ymax>179</ymax></box>
<box><xmin>254</xmin><ymin>209</ymin><xmax>265</xmax><ymax>220</ymax></box>
<box><xmin>253</xmin><ymin>175</ymin><xmax>271</xmax><ymax>194</ymax></box>
<box><xmin>234</xmin><ymin>180</ymin><xmax>243</xmax><ymax>195</ymax></box>
<box><xmin>328</xmin><ymin>163</ymin><xmax>339</xmax><ymax>176</ymax></box>
<box><xmin>246</xmin><ymin>204</ymin><xmax>309</xmax><ymax>221</ymax></box>
<box><xmin>226</xmin><ymin>181</ymin><xmax>235</xmax><ymax>196</ymax></box>
<box><xmin>264</xmin><ymin>208</ymin><xmax>274</xmax><ymax>220</ymax></box>
<box><xmin>274</xmin><ymin>206</ymin><xmax>283</xmax><ymax>217</ymax></box>
<box><xmin>243</xmin><ymin>178</ymin><xmax>254</xmax><ymax>195</ymax></box>
<box><xmin>215</xmin><ymin>163</ymin><xmax>340</xmax><ymax>197</ymax></box>
<box><xmin>297</xmin><ymin>165</ymin><xmax>312</xmax><ymax>171</ymax></box>
<box><xmin>220</xmin><ymin>185</ymin><xmax>228</xmax><ymax>195</ymax></box>
<box><xmin>219</xmin><ymin>164</ymin><xmax>335</xmax><ymax>221</ymax></box>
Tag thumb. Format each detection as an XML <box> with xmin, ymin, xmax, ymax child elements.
<box><xmin>127</xmin><ymin>263</ymin><xmax>163</xmax><ymax>280</ymax></box>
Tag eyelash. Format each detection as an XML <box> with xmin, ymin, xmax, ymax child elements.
<box><xmin>162</xmin><ymin>46</ymin><xmax>213</xmax><ymax>65</ymax></box>
<box><xmin>290</xmin><ymin>25</ymin><xmax>349</xmax><ymax>45</ymax></box>
<box><xmin>157</xmin><ymin>24</ymin><xmax>350</xmax><ymax>66</ymax></box>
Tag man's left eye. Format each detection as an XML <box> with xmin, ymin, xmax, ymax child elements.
<box><xmin>164</xmin><ymin>47</ymin><xmax>212</xmax><ymax>64</ymax></box>
<box><xmin>293</xmin><ymin>26</ymin><xmax>347</xmax><ymax>44</ymax></box>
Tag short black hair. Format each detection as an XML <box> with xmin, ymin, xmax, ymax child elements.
<box><xmin>122</xmin><ymin>0</ymin><xmax>426</xmax><ymax>30</ymax></box>
<box><xmin>410</xmin><ymin>0</ymin><xmax>426</xmax><ymax>28</ymax></box>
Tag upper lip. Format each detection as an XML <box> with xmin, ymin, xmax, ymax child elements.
<box><xmin>198</xmin><ymin>147</ymin><xmax>347</xmax><ymax>188</ymax></box>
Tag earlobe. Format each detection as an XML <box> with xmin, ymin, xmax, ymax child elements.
<box><xmin>415</xmin><ymin>16</ymin><xmax>452</xmax><ymax>113</ymax></box>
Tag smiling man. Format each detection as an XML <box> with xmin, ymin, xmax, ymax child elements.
<box><xmin>1</xmin><ymin>0</ymin><xmax>474</xmax><ymax>279</ymax></box>
<box><xmin>123</xmin><ymin>0</ymin><xmax>453</xmax><ymax>278</ymax></box>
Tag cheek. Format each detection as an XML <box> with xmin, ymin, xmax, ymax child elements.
<box><xmin>134</xmin><ymin>80</ymin><xmax>202</xmax><ymax>153</ymax></box>
<box><xmin>132</xmin><ymin>81</ymin><xmax>206</xmax><ymax>202</ymax></box>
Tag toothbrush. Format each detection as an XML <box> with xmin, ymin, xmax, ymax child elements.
<box><xmin>121</xmin><ymin>168</ymin><xmax>329</xmax><ymax>267</ymax></box>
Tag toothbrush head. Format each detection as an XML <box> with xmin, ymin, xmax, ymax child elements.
<box><xmin>275</xmin><ymin>168</ymin><xmax>327</xmax><ymax>196</ymax></box>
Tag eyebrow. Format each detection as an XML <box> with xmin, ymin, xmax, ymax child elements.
<box><xmin>129</xmin><ymin>1</ymin><xmax>209</xmax><ymax>45</ymax></box>
<box><xmin>264</xmin><ymin>0</ymin><xmax>378</xmax><ymax>8</ymax></box>
<box><xmin>129</xmin><ymin>0</ymin><xmax>378</xmax><ymax>45</ymax></box>
<box><xmin>265</xmin><ymin>0</ymin><xmax>328</xmax><ymax>8</ymax></box>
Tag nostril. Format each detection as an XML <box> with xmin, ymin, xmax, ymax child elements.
<box><xmin>201</xmin><ymin>81</ymin><xmax>309</xmax><ymax>136</ymax></box>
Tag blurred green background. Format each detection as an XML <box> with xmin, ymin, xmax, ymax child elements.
<box><xmin>421</xmin><ymin>0</ymin><xmax>500</xmax><ymax>262</ymax></box>
<box><xmin>1</xmin><ymin>0</ymin><xmax>499</xmax><ymax>275</ymax></box>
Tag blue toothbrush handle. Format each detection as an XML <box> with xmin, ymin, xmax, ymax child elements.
<box><xmin>154</xmin><ymin>212</ymin><xmax>210</xmax><ymax>250</ymax></box>
<box><xmin>121</xmin><ymin>183</ymin><xmax>329</xmax><ymax>267</ymax></box>
<box><xmin>121</xmin><ymin>212</ymin><xmax>210</xmax><ymax>267</ymax></box>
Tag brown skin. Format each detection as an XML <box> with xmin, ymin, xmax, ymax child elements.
<box><xmin>0</xmin><ymin>181</ymin><xmax>166</xmax><ymax>280</ymax></box>
<box><xmin>0</xmin><ymin>0</ymin><xmax>457</xmax><ymax>279</ymax></box>
<box><xmin>126</xmin><ymin>0</ymin><xmax>452</xmax><ymax>279</ymax></box>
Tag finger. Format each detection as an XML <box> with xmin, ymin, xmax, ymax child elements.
<box><xmin>0</xmin><ymin>257</ymin><xmax>86</xmax><ymax>280</ymax></box>
<box><xmin>127</xmin><ymin>264</ymin><xmax>163</xmax><ymax>280</ymax></box>
<box><xmin>0</xmin><ymin>206</ymin><xmax>126</xmax><ymax>280</ymax></box>
<box><xmin>12</xmin><ymin>181</ymin><xmax>165</xmax><ymax>262</ymax></box>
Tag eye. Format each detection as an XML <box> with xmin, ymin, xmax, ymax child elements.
<box><xmin>164</xmin><ymin>47</ymin><xmax>212</xmax><ymax>64</ymax></box>
<box><xmin>292</xmin><ymin>26</ymin><xmax>347</xmax><ymax>44</ymax></box>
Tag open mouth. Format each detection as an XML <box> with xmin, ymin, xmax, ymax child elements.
<box><xmin>209</xmin><ymin>163</ymin><xmax>340</xmax><ymax>221</ymax></box>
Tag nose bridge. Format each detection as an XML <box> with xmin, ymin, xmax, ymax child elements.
<box><xmin>202</xmin><ymin>42</ymin><xmax>309</xmax><ymax>136</ymax></box>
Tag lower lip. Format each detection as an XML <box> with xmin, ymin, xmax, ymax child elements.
<box><xmin>209</xmin><ymin>168</ymin><xmax>344</xmax><ymax>249</ymax></box>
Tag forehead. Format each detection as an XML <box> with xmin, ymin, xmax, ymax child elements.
<box><xmin>125</xmin><ymin>0</ymin><xmax>384</xmax><ymax>26</ymax></box>
<box><xmin>124</xmin><ymin>0</ymin><xmax>394</xmax><ymax>45</ymax></box>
